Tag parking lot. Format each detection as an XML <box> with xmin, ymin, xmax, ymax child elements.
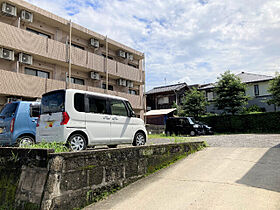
<box><xmin>147</xmin><ymin>133</ymin><xmax>280</xmax><ymax>148</ymax></box>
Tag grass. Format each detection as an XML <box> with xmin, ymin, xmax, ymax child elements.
<box><xmin>21</xmin><ymin>141</ymin><xmax>70</xmax><ymax>153</ymax></box>
<box><xmin>148</xmin><ymin>133</ymin><xmax>199</xmax><ymax>143</ymax></box>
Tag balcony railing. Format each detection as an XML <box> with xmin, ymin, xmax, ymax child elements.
<box><xmin>0</xmin><ymin>22</ymin><xmax>144</xmax><ymax>83</ymax></box>
<box><xmin>0</xmin><ymin>69</ymin><xmax>143</xmax><ymax>110</ymax></box>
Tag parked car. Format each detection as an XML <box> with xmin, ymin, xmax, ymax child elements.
<box><xmin>36</xmin><ymin>89</ymin><xmax>147</xmax><ymax>151</ymax></box>
<box><xmin>165</xmin><ymin>117</ymin><xmax>214</xmax><ymax>136</ymax></box>
<box><xmin>194</xmin><ymin>120</ymin><xmax>214</xmax><ymax>135</ymax></box>
<box><xmin>165</xmin><ymin>117</ymin><xmax>202</xmax><ymax>136</ymax></box>
<box><xmin>0</xmin><ymin>101</ymin><xmax>40</xmax><ymax>146</ymax></box>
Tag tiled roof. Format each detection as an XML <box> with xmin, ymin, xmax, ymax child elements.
<box><xmin>146</xmin><ymin>83</ymin><xmax>188</xmax><ymax>95</ymax></box>
<box><xmin>236</xmin><ymin>72</ymin><xmax>273</xmax><ymax>83</ymax></box>
<box><xmin>199</xmin><ymin>72</ymin><xmax>273</xmax><ymax>90</ymax></box>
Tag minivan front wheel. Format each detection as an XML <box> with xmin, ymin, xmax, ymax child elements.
<box><xmin>17</xmin><ymin>136</ymin><xmax>35</xmax><ymax>147</ymax></box>
<box><xmin>68</xmin><ymin>134</ymin><xmax>87</xmax><ymax>151</ymax></box>
<box><xmin>133</xmin><ymin>132</ymin><xmax>146</xmax><ymax>146</ymax></box>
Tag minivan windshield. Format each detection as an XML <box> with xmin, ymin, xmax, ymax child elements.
<box><xmin>41</xmin><ymin>90</ymin><xmax>65</xmax><ymax>114</ymax></box>
<box><xmin>0</xmin><ymin>103</ymin><xmax>18</xmax><ymax>118</ymax></box>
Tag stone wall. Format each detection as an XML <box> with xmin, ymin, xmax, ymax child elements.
<box><xmin>0</xmin><ymin>142</ymin><xmax>206</xmax><ymax>209</ymax></box>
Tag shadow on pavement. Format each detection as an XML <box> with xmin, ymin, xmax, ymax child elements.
<box><xmin>236</xmin><ymin>144</ymin><xmax>280</xmax><ymax>192</ymax></box>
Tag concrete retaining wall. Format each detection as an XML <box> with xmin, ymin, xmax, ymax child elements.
<box><xmin>0</xmin><ymin>142</ymin><xmax>206</xmax><ymax>209</ymax></box>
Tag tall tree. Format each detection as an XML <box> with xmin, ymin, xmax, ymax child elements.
<box><xmin>268</xmin><ymin>72</ymin><xmax>280</xmax><ymax>107</ymax></box>
<box><xmin>214</xmin><ymin>71</ymin><xmax>248</xmax><ymax>115</ymax></box>
<box><xmin>177</xmin><ymin>88</ymin><xmax>208</xmax><ymax>118</ymax></box>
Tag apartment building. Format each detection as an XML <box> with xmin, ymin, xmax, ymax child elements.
<box><xmin>0</xmin><ymin>0</ymin><xmax>145</xmax><ymax>117</ymax></box>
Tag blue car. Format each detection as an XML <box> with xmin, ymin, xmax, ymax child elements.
<box><xmin>0</xmin><ymin>101</ymin><xmax>40</xmax><ymax>146</ymax></box>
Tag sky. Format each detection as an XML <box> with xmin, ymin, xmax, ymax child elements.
<box><xmin>26</xmin><ymin>0</ymin><xmax>280</xmax><ymax>91</ymax></box>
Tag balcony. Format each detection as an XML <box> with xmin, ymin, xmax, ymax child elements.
<box><xmin>0</xmin><ymin>22</ymin><xmax>144</xmax><ymax>83</ymax></box>
<box><xmin>0</xmin><ymin>69</ymin><xmax>143</xmax><ymax>110</ymax></box>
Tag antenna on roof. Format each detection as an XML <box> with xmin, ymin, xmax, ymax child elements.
<box><xmin>164</xmin><ymin>77</ymin><xmax>166</xmax><ymax>85</ymax></box>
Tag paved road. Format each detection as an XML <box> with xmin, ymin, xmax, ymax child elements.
<box><xmin>85</xmin><ymin>134</ymin><xmax>280</xmax><ymax>210</ymax></box>
<box><xmin>147</xmin><ymin>134</ymin><xmax>280</xmax><ymax>148</ymax></box>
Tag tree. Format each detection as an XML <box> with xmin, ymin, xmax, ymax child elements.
<box><xmin>268</xmin><ymin>72</ymin><xmax>280</xmax><ymax>107</ymax></box>
<box><xmin>214</xmin><ymin>71</ymin><xmax>248</xmax><ymax>115</ymax></box>
<box><xmin>176</xmin><ymin>88</ymin><xmax>208</xmax><ymax>118</ymax></box>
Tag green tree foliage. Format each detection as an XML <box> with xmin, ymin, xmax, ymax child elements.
<box><xmin>177</xmin><ymin>88</ymin><xmax>208</xmax><ymax>118</ymax></box>
<box><xmin>214</xmin><ymin>71</ymin><xmax>248</xmax><ymax>115</ymax></box>
<box><xmin>268</xmin><ymin>72</ymin><xmax>280</xmax><ymax>107</ymax></box>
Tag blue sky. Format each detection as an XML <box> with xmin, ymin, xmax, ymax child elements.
<box><xmin>27</xmin><ymin>0</ymin><xmax>280</xmax><ymax>91</ymax></box>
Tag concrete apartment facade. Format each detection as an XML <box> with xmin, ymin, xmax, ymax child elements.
<box><xmin>0</xmin><ymin>0</ymin><xmax>145</xmax><ymax>117</ymax></box>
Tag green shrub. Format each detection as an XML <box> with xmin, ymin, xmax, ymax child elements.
<box><xmin>200</xmin><ymin>112</ymin><xmax>280</xmax><ymax>133</ymax></box>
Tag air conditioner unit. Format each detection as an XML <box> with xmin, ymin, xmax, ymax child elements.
<box><xmin>19</xmin><ymin>53</ymin><xmax>33</xmax><ymax>65</ymax></box>
<box><xmin>1</xmin><ymin>2</ymin><xmax>17</xmax><ymax>17</ymax></box>
<box><xmin>90</xmin><ymin>71</ymin><xmax>100</xmax><ymax>80</ymax></box>
<box><xmin>21</xmin><ymin>10</ymin><xmax>33</xmax><ymax>22</ymax></box>
<box><xmin>90</xmin><ymin>38</ymin><xmax>99</xmax><ymax>48</ymax></box>
<box><xmin>127</xmin><ymin>81</ymin><xmax>134</xmax><ymax>88</ymax></box>
<box><xmin>0</xmin><ymin>48</ymin><xmax>14</xmax><ymax>61</ymax></box>
<box><xmin>118</xmin><ymin>50</ymin><xmax>126</xmax><ymax>58</ymax></box>
<box><xmin>118</xmin><ymin>79</ymin><xmax>127</xmax><ymax>86</ymax></box>
<box><xmin>126</xmin><ymin>53</ymin><xmax>133</xmax><ymax>61</ymax></box>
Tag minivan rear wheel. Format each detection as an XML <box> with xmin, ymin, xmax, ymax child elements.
<box><xmin>68</xmin><ymin>134</ymin><xmax>87</xmax><ymax>151</ymax></box>
<box><xmin>133</xmin><ymin>132</ymin><xmax>146</xmax><ymax>146</ymax></box>
<box><xmin>17</xmin><ymin>136</ymin><xmax>35</xmax><ymax>147</ymax></box>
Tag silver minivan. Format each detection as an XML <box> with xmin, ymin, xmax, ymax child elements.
<box><xmin>36</xmin><ymin>89</ymin><xmax>147</xmax><ymax>151</ymax></box>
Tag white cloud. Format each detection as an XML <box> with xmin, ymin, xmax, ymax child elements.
<box><xmin>26</xmin><ymin>0</ymin><xmax>280</xmax><ymax>91</ymax></box>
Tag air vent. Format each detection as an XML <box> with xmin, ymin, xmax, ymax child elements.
<box><xmin>90</xmin><ymin>71</ymin><xmax>100</xmax><ymax>80</ymax></box>
<box><xmin>19</xmin><ymin>53</ymin><xmax>33</xmax><ymax>65</ymax></box>
<box><xmin>0</xmin><ymin>48</ymin><xmax>14</xmax><ymax>61</ymax></box>
<box><xmin>90</xmin><ymin>38</ymin><xmax>99</xmax><ymax>48</ymax></box>
<box><xmin>118</xmin><ymin>50</ymin><xmax>126</xmax><ymax>58</ymax></box>
<box><xmin>21</xmin><ymin>10</ymin><xmax>33</xmax><ymax>22</ymax></box>
<box><xmin>1</xmin><ymin>2</ymin><xmax>17</xmax><ymax>17</ymax></box>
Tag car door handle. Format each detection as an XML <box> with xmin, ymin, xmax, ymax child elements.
<box><xmin>103</xmin><ymin>116</ymin><xmax>111</xmax><ymax>120</ymax></box>
<box><xmin>112</xmin><ymin>117</ymin><xmax>118</xmax><ymax>120</ymax></box>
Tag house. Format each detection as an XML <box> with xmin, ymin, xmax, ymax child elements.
<box><xmin>146</xmin><ymin>83</ymin><xmax>189</xmax><ymax>110</ymax></box>
<box><xmin>199</xmin><ymin>72</ymin><xmax>278</xmax><ymax>113</ymax></box>
<box><xmin>0</xmin><ymin>0</ymin><xmax>145</xmax><ymax>118</ymax></box>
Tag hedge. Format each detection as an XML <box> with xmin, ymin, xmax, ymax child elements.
<box><xmin>199</xmin><ymin>112</ymin><xmax>280</xmax><ymax>133</ymax></box>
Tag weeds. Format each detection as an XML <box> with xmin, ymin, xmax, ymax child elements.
<box><xmin>21</xmin><ymin>141</ymin><xmax>70</xmax><ymax>153</ymax></box>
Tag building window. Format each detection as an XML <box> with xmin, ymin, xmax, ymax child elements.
<box><xmin>102</xmin><ymin>84</ymin><xmax>114</xmax><ymax>91</ymax></box>
<box><xmin>68</xmin><ymin>42</ymin><xmax>85</xmax><ymax>50</ymax></box>
<box><xmin>158</xmin><ymin>96</ymin><xmax>169</xmax><ymax>105</ymax></box>
<box><xmin>25</xmin><ymin>67</ymin><xmax>49</xmax><ymax>78</ymax></box>
<box><xmin>102</xmin><ymin>54</ymin><xmax>114</xmax><ymax>60</ymax></box>
<box><xmin>67</xmin><ymin>77</ymin><xmax>84</xmax><ymax>85</ymax></box>
<box><xmin>128</xmin><ymin>63</ymin><xmax>138</xmax><ymax>68</ymax></box>
<box><xmin>254</xmin><ymin>85</ymin><xmax>259</xmax><ymax>96</ymax></box>
<box><xmin>207</xmin><ymin>92</ymin><xmax>214</xmax><ymax>101</ymax></box>
<box><xmin>26</xmin><ymin>28</ymin><xmax>51</xmax><ymax>39</ymax></box>
<box><xmin>128</xmin><ymin>89</ymin><xmax>137</xmax><ymax>95</ymax></box>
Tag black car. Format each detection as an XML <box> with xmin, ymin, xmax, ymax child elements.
<box><xmin>165</xmin><ymin>117</ymin><xmax>213</xmax><ymax>136</ymax></box>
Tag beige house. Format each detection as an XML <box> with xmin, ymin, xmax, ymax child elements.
<box><xmin>199</xmin><ymin>72</ymin><xmax>278</xmax><ymax>113</ymax></box>
<box><xmin>0</xmin><ymin>0</ymin><xmax>145</xmax><ymax>117</ymax></box>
